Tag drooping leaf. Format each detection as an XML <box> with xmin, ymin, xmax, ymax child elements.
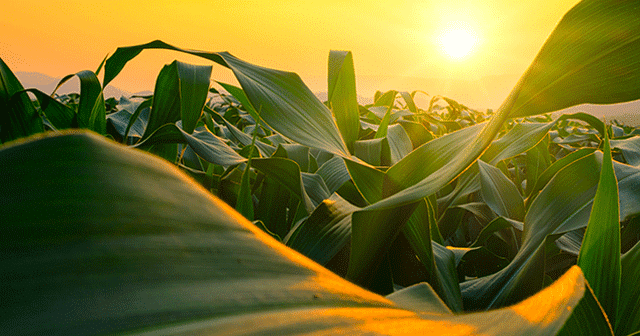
<box><xmin>315</xmin><ymin>156</ymin><xmax>351</xmax><ymax>194</ymax></box>
<box><xmin>284</xmin><ymin>193</ymin><xmax>358</xmax><ymax>265</ymax></box>
<box><xmin>478</xmin><ymin>160</ymin><xmax>525</xmax><ymax>221</ymax></box>
<box><xmin>462</xmin><ymin>150</ymin><xmax>640</xmax><ymax>311</ymax></box>
<box><xmin>251</xmin><ymin>157</ymin><xmax>315</xmax><ymax>213</ymax></box>
<box><xmin>24</xmin><ymin>89</ymin><xmax>75</xmax><ymax>130</ymax></box>
<box><xmin>611</xmin><ymin>135</ymin><xmax>640</xmax><ymax>166</ymax></box>
<box><xmin>506</xmin><ymin>0</ymin><xmax>640</xmax><ymax>118</ymax></box>
<box><xmin>218</xmin><ymin>52</ymin><xmax>350</xmax><ymax>156</ymax></box>
<box><xmin>386</xmin><ymin>124</ymin><xmax>413</xmax><ymax>165</ymax></box>
<box><xmin>135</xmin><ymin>123</ymin><xmax>246</xmax><ymax>168</ymax></box>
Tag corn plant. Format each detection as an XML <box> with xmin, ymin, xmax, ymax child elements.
<box><xmin>2</xmin><ymin>0</ymin><xmax>640</xmax><ymax>335</ymax></box>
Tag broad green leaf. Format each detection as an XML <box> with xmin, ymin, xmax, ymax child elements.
<box><xmin>256</xmin><ymin>176</ymin><xmax>291</xmax><ymax>238</ymax></box>
<box><xmin>524</xmin><ymin>136</ymin><xmax>552</xmax><ymax>195</ymax></box>
<box><xmin>0</xmin><ymin>131</ymin><xmax>588</xmax><ymax>335</ymax></box>
<box><xmin>478</xmin><ymin>160</ymin><xmax>525</xmax><ymax>221</ymax></box>
<box><xmin>236</xmin><ymin>132</ymin><xmax>258</xmax><ymax>220</ymax></box>
<box><xmin>142</xmin><ymin>62</ymin><xmax>181</xmax><ymax>139</ymax></box>
<box><xmin>506</xmin><ymin>0</ymin><xmax>640</xmax><ymax>118</ymax></box>
<box><xmin>398</xmin><ymin>119</ymin><xmax>433</xmax><ymax>149</ymax></box>
<box><xmin>348</xmin><ymin>201</ymin><xmax>419</xmax><ymax>291</ymax></box>
<box><xmin>526</xmin><ymin>147</ymin><xmax>596</xmax><ymax>202</ymax></box>
<box><xmin>218</xmin><ymin>52</ymin><xmax>350</xmax><ymax>156</ymax></box>
<box><xmin>25</xmin><ymin>89</ymin><xmax>75</xmax><ymax>130</ymax></box>
<box><xmin>386</xmin><ymin>124</ymin><xmax>413</xmax><ymax>165</ymax></box>
<box><xmin>284</xmin><ymin>193</ymin><xmax>358</xmax><ymax>265</ymax></box>
<box><xmin>344</xmin><ymin>158</ymin><xmax>385</xmax><ymax>205</ymax></box>
<box><xmin>281</xmin><ymin>143</ymin><xmax>311</xmax><ymax>172</ymax></box>
<box><xmin>402</xmin><ymin>200</ymin><xmax>462</xmax><ymax>312</ymax></box>
<box><xmin>386</xmin><ymin>282</ymin><xmax>452</xmax><ymax>315</ymax></box>
<box><xmin>577</xmin><ymin>130</ymin><xmax>620</xmax><ymax>325</ymax></box>
<box><xmin>611</xmin><ymin>135</ymin><xmax>640</xmax><ymax>166</ymax></box>
<box><xmin>102</xmin><ymin>40</ymin><xmax>227</xmax><ymax>87</ymax></box>
<box><xmin>557</xmin><ymin>282</ymin><xmax>614</xmax><ymax>336</ymax></box>
<box><xmin>558</xmin><ymin>112</ymin><xmax>606</xmax><ymax>137</ymax></box>
<box><xmin>135</xmin><ymin>123</ymin><xmax>246</xmax><ymax>168</ymax></box>
<box><xmin>0</xmin><ymin>57</ymin><xmax>43</xmax><ymax>142</ymax></box>
<box><xmin>353</xmin><ymin>137</ymin><xmax>390</xmax><ymax>166</ymax></box>
<box><xmin>104</xmin><ymin>41</ymin><xmax>349</xmax><ymax>155</ymax></box>
<box><xmin>383</xmin><ymin>122</ymin><xmax>485</xmax><ymax>197</ymax></box>
<box><xmin>328</xmin><ymin>50</ymin><xmax>360</xmax><ymax>151</ymax></box>
<box><xmin>205</xmin><ymin>106</ymin><xmax>275</xmax><ymax>157</ymax></box>
<box><xmin>315</xmin><ymin>156</ymin><xmax>351</xmax><ymax>194</ymax></box>
<box><xmin>175</xmin><ymin>61</ymin><xmax>212</xmax><ymax>134</ymax></box>
<box><xmin>74</xmin><ymin>70</ymin><xmax>106</xmax><ymax>135</ymax></box>
<box><xmin>374</xmin><ymin>104</ymin><xmax>394</xmax><ymax>139</ymax></box>
<box><xmin>616</xmin><ymin>240</ymin><xmax>640</xmax><ymax>335</ymax></box>
<box><xmin>251</xmin><ymin>157</ymin><xmax>315</xmax><ymax>213</ymax></box>
<box><xmin>462</xmin><ymin>150</ymin><xmax>640</xmax><ymax>311</ymax></box>
<box><xmin>555</xmin><ymin>228</ymin><xmax>585</xmax><ymax>256</ymax></box>
<box><xmin>481</xmin><ymin>121</ymin><xmax>557</xmax><ymax>165</ymax></box>
<box><xmin>374</xmin><ymin>90</ymin><xmax>397</xmax><ymax>107</ymax></box>
<box><xmin>399</xmin><ymin>91</ymin><xmax>418</xmax><ymax>114</ymax></box>
<box><xmin>215</xmin><ymin>81</ymin><xmax>261</xmax><ymax>125</ymax></box>
<box><xmin>470</xmin><ymin>217</ymin><xmax>516</xmax><ymax>248</ymax></box>
<box><xmin>301</xmin><ymin>172</ymin><xmax>331</xmax><ymax>206</ymax></box>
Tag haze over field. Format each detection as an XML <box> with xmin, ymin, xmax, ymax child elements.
<box><xmin>3</xmin><ymin>0</ymin><xmax>639</xmax><ymax>124</ymax></box>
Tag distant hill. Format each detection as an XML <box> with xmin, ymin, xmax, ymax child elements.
<box><xmin>552</xmin><ymin>101</ymin><xmax>640</xmax><ymax>127</ymax></box>
<box><xmin>15</xmin><ymin>72</ymin><xmax>133</xmax><ymax>98</ymax></box>
<box><xmin>14</xmin><ymin>72</ymin><xmax>640</xmax><ymax>127</ymax></box>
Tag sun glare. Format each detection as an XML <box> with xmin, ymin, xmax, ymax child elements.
<box><xmin>438</xmin><ymin>25</ymin><xmax>478</xmax><ymax>60</ymax></box>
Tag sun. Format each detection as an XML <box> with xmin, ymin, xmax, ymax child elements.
<box><xmin>438</xmin><ymin>25</ymin><xmax>478</xmax><ymax>60</ymax></box>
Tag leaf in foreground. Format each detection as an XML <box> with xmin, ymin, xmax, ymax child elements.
<box><xmin>1</xmin><ymin>131</ymin><xmax>585</xmax><ymax>335</ymax></box>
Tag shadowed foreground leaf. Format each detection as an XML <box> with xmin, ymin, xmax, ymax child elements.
<box><xmin>1</xmin><ymin>131</ymin><xmax>585</xmax><ymax>335</ymax></box>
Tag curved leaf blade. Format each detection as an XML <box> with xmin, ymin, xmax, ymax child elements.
<box><xmin>0</xmin><ymin>131</ymin><xmax>587</xmax><ymax>336</ymax></box>
<box><xmin>507</xmin><ymin>0</ymin><xmax>640</xmax><ymax>117</ymax></box>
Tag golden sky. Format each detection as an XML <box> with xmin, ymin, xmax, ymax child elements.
<box><xmin>1</xmin><ymin>0</ymin><xmax>580</xmax><ymax>109</ymax></box>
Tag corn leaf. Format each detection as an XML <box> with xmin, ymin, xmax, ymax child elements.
<box><xmin>175</xmin><ymin>61</ymin><xmax>211</xmax><ymax>134</ymax></box>
<box><xmin>0</xmin><ymin>131</ymin><xmax>588</xmax><ymax>335</ymax></box>
<box><xmin>507</xmin><ymin>0</ymin><xmax>640</xmax><ymax>118</ymax></box>
<box><xmin>611</xmin><ymin>135</ymin><xmax>640</xmax><ymax>167</ymax></box>
<box><xmin>75</xmin><ymin>70</ymin><xmax>106</xmax><ymax>135</ymax></box>
<box><xmin>251</xmin><ymin>157</ymin><xmax>315</xmax><ymax>213</ymax></box>
<box><xmin>0</xmin><ymin>57</ymin><xmax>43</xmax><ymax>142</ymax></box>
<box><xmin>315</xmin><ymin>156</ymin><xmax>351</xmax><ymax>194</ymax></box>
<box><xmin>218</xmin><ymin>52</ymin><xmax>350</xmax><ymax>156</ymax></box>
<box><xmin>386</xmin><ymin>282</ymin><xmax>453</xmax><ymax>315</ymax></box>
<box><xmin>135</xmin><ymin>123</ymin><xmax>246</xmax><ymax>167</ymax></box>
<box><xmin>616</xmin><ymin>240</ymin><xmax>640</xmax><ymax>335</ymax></box>
<box><xmin>557</xmin><ymin>282</ymin><xmax>614</xmax><ymax>336</ymax></box>
<box><xmin>462</xmin><ymin>151</ymin><xmax>640</xmax><ymax>310</ymax></box>
<box><xmin>478</xmin><ymin>160</ymin><xmax>525</xmax><ymax>221</ymax></box>
<box><xmin>328</xmin><ymin>50</ymin><xmax>360</xmax><ymax>151</ymax></box>
<box><xmin>284</xmin><ymin>193</ymin><xmax>358</xmax><ymax>265</ymax></box>
<box><xmin>577</xmin><ymin>129</ymin><xmax>620</xmax><ymax>325</ymax></box>
<box><xmin>215</xmin><ymin>81</ymin><xmax>261</xmax><ymax>126</ymax></box>
<box><xmin>24</xmin><ymin>88</ymin><xmax>75</xmax><ymax>130</ymax></box>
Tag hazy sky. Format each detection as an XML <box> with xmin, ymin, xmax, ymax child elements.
<box><xmin>2</xmin><ymin>0</ymin><xmax>581</xmax><ymax>109</ymax></box>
